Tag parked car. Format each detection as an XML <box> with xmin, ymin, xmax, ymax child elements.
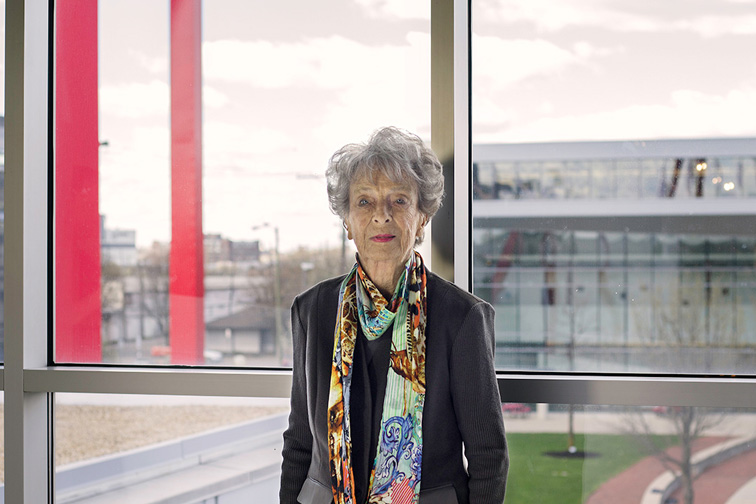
<box><xmin>502</xmin><ymin>403</ymin><xmax>532</xmax><ymax>418</ymax></box>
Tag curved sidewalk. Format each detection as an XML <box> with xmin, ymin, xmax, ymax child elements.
<box><xmin>727</xmin><ymin>478</ymin><xmax>756</xmax><ymax>504</ymax></box>
<box><xmin>665</xmin><ymin>445</ymin><xmax>756</xmax><ymax>504</ymax></box>
<box><xmin>585</xmin><ymin>437</ymin><xmax>727</xmax><ymax>504</ymax></box>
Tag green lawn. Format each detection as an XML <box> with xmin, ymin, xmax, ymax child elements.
<box><xmin>503</xmin><ymin>432</ymin><xmax>664</xmax><ymax>504</ymax></box>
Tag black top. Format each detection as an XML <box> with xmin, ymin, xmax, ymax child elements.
<box><xmin>350</xmin><ymin>323</ymin><xmax>392</xmax><ymax>504</ymax></box>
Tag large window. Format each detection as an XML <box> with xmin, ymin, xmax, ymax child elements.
<box><xmin>55</xmin><ymin>0</ymin><xmax>430</xmax><ymax>366</ymax></box>
<box><xmin>3</xmin><ymin>0</ymin><xmax>754</xmax><ymax>502</ymax></box>
<box><xmin>471</xmin><ymin>0</ymin><xmax>756</xmax><ymax>375</ymax></box>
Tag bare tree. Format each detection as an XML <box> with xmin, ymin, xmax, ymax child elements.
<box><xmin>634</xmin><ymin>275</ymin><xmax>744</xmax><ymax>374</ymax></box>
<box><xmin>554</xmin><ymin>269</ymin><xmax>597</xmax><ymax>453</ymax></box>
<box><xmin>137</xmin><ymin>243</ymin><xmax>170</xmax><ymax>342</ymax></box>
<box><xmin>621</xmin><ymin>406</ymin><xmax>726</xmax><ymax>504</ymax></box>
<box><xmin>626</xmin><ymin>277</ymin><xmax>736</xmax><ymax>504</ymax></box>
<box><xmin>248</xmin><ymin>245</ymin><xmax>349</xmax><ymax>309</ymax></box>
<box><xmin>101</xmin><ymin>261</ymin><xmax>125</xmax><ymax>310</ymax></box>
<box><xmin>101</xmin><ymin>260</ymin><xmax>126</xmax><ymax>350</ymax></box>
<box><xmin>246</xmin><ymin>245</ymin><xmax>349</xmax><ymax>363</ymax></box>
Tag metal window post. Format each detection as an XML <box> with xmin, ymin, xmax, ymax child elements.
<box><xmin>431</xmin><ymin>0</ymin><xmax>470</xmax><ymax>288</ymax></box>
<box><xmin>4</xmin><ymin>0</ymin><xmax>54</xmax><ymax>500</ymax></box>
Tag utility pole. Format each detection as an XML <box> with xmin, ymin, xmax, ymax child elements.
<box><xmin>273</xmin><ymin>226</ymin><xmax>283</xmax><ymax>365</ymax></box>
<box><xmin>253</xmin><ymin>223</ymin><xmax>284</xmax><ymax>365</ymax></box>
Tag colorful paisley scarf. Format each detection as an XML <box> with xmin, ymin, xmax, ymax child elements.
<box><xmin>328</xmin><ymin>251</ymin><xmax>427</xmax><ymax>504</ymax></box>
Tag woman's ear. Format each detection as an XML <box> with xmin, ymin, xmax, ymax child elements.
<box><xmin>417</xmin><ymin>215</ymin><xmax>428</xmax><ymax>236</ymax></box>
<box><xmin>344</xmin><ymin>221</ymin><xmax>352</xmax><ymax>240</ymax></box>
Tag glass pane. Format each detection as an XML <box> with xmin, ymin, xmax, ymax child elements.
<box><xmin>55</xmin><ymin>0</ymin><xmax>430</xmax><ymax>365</ymax></box>
<box><xmin>503</xmin><ymin>402</ymin><xmax>756</xmax><ymax>504</ymax></box>
<box><xmin>54</xmin><ymin>393</ymin><xmax>288</xmax><ymax>502</ymax></box>
<box><xmin>481</xmin><ymin>229</ymin><xmax>756</xmax><ymax>373</ymax></box>
<box><xmin>473</xmin><ymin>0</ymin><xmax>756</xmax><ymax>374</ymax></box>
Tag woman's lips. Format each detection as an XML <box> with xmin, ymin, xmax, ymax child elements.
<box><xmin>371</xmin><ymin>234</ymin><xmax>395</xmax><ymax>243</ymax></box>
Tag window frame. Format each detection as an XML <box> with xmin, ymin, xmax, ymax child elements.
<box><xmin>3</xmin><ymin>0</ymin><xmax>755</xmax><ymax>501</ymax></box>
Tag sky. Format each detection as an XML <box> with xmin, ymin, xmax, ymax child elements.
<box><xmin>36</xmin><ymin>0</ymin><xmax>756</xmax><ymax>250</ymax></box>
<box><xmin>472</xmin><ymin>0</ymin><xmax>756</xmax><ymax>143</ymax></box>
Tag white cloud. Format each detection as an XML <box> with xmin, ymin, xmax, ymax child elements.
<box><xmin>476</xmin><ymin>86</ymin><xmax>756</xmax><ymax>142</ymax></box>
<box><xmin>203</xmin><ymin>174</ymin><xmax>343</xmax><ymax>252</ymax></box>
<box><xmin>131</xmin><ymin>125</ymin><xmax>170</xmax><ymax>156</ymax></box>
<box><xmin>473</xmin><ymin>92</ymin><xmax>517</xmax><ymax>127</ymax></box>
<box><xmin>203</xmin><ymin>32</ymin><xmax>432</xmax><ymax>147</ymax></box>
<box><xmin>538</xmin><ymin>100</ymin><xmax>554</xmax><ymax>115</ymax></box>
<box><xmin>203</xmin><ymin>39</ymin><xmax>319</xmax><ymax>88</ymax></box>
<box><xmin>572</xmin><ymin>41</ymin><xmax>623</xmax><ymax>59</ymax></box>
<box><xmin>473</xmin><ymin>35</ymin><xmax>585</xmax><ymax>91</ymax></box>
<box><xmin>99</xmin><ymin>126</ymin><xmax>171</xmax><ymax>246</ymax></box>
<box><xmin>99</xmin><ymin>80</ymin><xmax>169</xmax><ymax>119</ymax></box>
<box><xmin>309</xmin><ymin>33</ymin><xmax>609</xmax><ymax>152</ymax></box>
<box><xmin>354</xmin><ymin>0</ymin><xmax>429</xmax><ymax>20</ymax></box>
<box><xmin>203</xmin><ymin>121</ymin><xmax>290</xmax><ymax>170</ymax></box>
<box><xmin>203</xmin><ymin>34</ymin><xmax>426</xmax><ymax>91</ymax></box>
<box><xmin>128</xmin><ymin>48</ymin><xmax>167</xmax><ymax>74</ymax></box>
<box><xmin>99</xmin><ymin>80</ymin><xmax>229</xmax><ymax>119</ymax></box>
<box><xmin>98</xmin><ymin>120</ymin><xmax>297</xmax><ymax>247</ymax></box>
<box><xmin>476</xmin><ymin>0</ymin><xmax>662</xmax><ymax>33</ymax></box>
<box><xmin>476</xmin><ymin>0</ymin><xmax>756</xmax><ymax>37</ymax></box>
<box><xmin>311</xmin><ymin>32</ymin><xmax>431</xmax><ymax>148</ymax></box>
<box><xmin>673</xmin><ymin>15</ymin><xmax>756</xmax><ymax>38</ymax></box>
<box><xmin>203</xmin><ymin>86</ymin><xmax>230</xmax><ymax>109</ymax></box>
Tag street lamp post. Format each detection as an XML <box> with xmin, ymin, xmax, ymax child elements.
<box><xmin>252</xmin><ymin>223</ymin><xmax>284</xmax><ymax>365</ymax></box>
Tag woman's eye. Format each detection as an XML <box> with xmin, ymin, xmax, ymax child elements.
<box><xmin>396</xmin><ymin>198</ymin><xmax>407</xmax><ymax>205</ymax></box>
<box><xmin>358</xmin><ymin>198</ymin><xmax>369</xmax><ymax>206</ymax></box>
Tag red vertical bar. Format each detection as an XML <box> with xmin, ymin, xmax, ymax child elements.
<box><xmin>170</xmin><ymin>0</ymin><xmax>205</xmax><ymax>364</ymax></box>
<box><xmin>55</xmin><ymin>0</ymin><xmax>102</xmax><ymax>362</ymax></box>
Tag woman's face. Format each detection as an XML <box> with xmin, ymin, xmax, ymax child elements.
<box><xmin>345</xmin><ymin>169</ymin><xmax>427</xmax><ymax>274</ymax></box>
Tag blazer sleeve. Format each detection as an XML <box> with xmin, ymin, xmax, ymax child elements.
<box><xmin>450</xmin><ymin>301</ymin><xmax>509</xmax><ymax>503</ymax></box>
<box><xmin>280</xmin><ymin>297</ymin><xmax>313</xmax><ymax>503</ymax></box>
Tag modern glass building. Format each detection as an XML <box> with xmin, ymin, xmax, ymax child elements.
<box><xmin>473</xmin><ymin>138</ymin><xmax>756</xmax><ymax>374</ymax></box>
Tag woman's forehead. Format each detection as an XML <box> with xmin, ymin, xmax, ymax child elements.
<box><xmin>351</xmin><ymin>164</ymin><xmax>417</xmax><ymax>192</ymax></box>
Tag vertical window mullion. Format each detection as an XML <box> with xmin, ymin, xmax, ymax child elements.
<box><xmin>4</xmin><ymin>0</ymin><xmax>54</xmax><ymax>501</ymax></box>
<box><xmin>430</xmin><ymin>0</ymin><xmax>470</xmax><ymax>288</ymax></box>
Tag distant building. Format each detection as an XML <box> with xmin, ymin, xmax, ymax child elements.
<box><xmin>204</xmin><ymin>233</ymin><xmax>260</xmax><ymax>269</ymax></box>
<box><xmin>472</xmin><ymin>137</ymin><xmax>756</xmax><ymax>373</ymax></box>
<box><xmin>100</xmin><ymin>215</ymin><xmax>138</xmax><ymax>267</ymax></box>
<box><xmin>205</xmin><ymin>306</ymin><xmax>276</xmax><ymax>355</ymax></box>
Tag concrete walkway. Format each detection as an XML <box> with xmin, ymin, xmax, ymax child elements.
<box><xmin>583</xmin><ymin>436</ymin><xmax>756</xmax><ymax>504</ymax></box>
<box><xmin>726</xmin><ymin>478</ymin><xmax>756</xmax><ymax>504</ymax></box>
<box><xmin>665</xmin><ymin>444</ymin><xmax>756</xmax><ymax>504</ymax></box>
<box><xmin>584</xmin><ymin>437</ymin><xmax>727</xmax><ymax>504</ymax></box>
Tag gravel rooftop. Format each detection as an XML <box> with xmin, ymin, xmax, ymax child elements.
<box><xmin>0</xmin><ymin>404</ymin><xmax>289</xmax><ymax>484</ymax></box>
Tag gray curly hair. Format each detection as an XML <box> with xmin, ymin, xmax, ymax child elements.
<box><xmin>326</xmin><ymin>127</ymin><xmax>445</xmax><ymax>245</ymax></box>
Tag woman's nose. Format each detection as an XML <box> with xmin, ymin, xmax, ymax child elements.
<box><xmin>373</xmin><ymin>202</ymin><xmax>391</xmax><ymax>222</ymax></box>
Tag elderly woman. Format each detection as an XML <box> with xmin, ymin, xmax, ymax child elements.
<box><xmin>281</xmin><ymin>127</ymin><xmax>508</xmax><ymax>504</ymax></box>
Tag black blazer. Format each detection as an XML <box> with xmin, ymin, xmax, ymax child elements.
<box><xmin>280</xmin><ymin>271</ymin><xmax>508</xmax><ymax>504</ymax></box>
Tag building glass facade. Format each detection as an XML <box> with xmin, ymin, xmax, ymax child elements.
<box><xmin>473</xmin><ymin>138</ymin><xmax>756</xmax><ymax>374</ymax></box>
